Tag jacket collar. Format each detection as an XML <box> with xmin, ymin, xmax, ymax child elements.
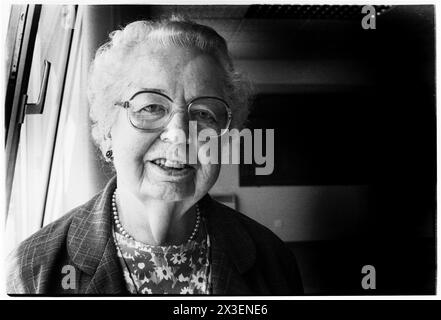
<box><xmin>66</xmin><ymin>176</ymin><xmax>256</xmax><ymax>294</ymax></box>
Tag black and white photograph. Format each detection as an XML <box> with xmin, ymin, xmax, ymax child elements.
<box><xmin>3</xmin><ymin>3</ymin><xmax>436</xmax><ymax>296</ymax></box>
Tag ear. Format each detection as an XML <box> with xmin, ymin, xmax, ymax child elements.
<box><xmin>101</xmin><ymin>131</ymin><xmax>112</xmax><ymax>156</ymax></box>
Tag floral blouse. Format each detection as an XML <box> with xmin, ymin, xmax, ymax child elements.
<box><xmin>113</xmin><ymin>223</ymin><xmax>211</xmax><ymax>294</ymax></box>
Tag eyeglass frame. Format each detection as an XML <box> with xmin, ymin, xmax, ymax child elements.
<box><xmin>115</xmin><ymin>90</ymin><xmax>233</xmax><ymax>136</ymax></box>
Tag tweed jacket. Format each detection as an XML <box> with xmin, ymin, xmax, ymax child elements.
<box><xmin>7</xmin><ymin>177</ymin><xmax>303</xmax><ymax>295</ymax></box>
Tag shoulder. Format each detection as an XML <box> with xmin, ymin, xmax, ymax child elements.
<box><xmin>10</xmin><ymin>192</ymin><xmax>102</xmax><ymax>261</ymax></box>
<box><xmin>206</xmin><ymin>198</ymin><xmax>303</xmax><ymax>294</ymax></box>
<box><xmin>6</xmin><ymin>193</ymin><xmax>101</xmax><ymax>294</ymax></box>
<box><xmin>208</xmin><ymin>198</ymin><xmax>287</xmax><ymax>252</ymax></box>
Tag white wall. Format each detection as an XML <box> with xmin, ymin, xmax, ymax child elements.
<box><xmin>211</xmin><ymin>164</ymin><xmax>369</xmax><ymax>242</ymax></box>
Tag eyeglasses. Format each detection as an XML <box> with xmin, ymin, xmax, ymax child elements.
<box><xmin>116</xmin><ymin>90</ymin><xmax>232</xmax><ymax>137</ymax></box>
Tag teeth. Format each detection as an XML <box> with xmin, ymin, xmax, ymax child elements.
<box><xmin>164</xmin><ymin>160</ymin><xmax>186</xmax><ymax>169</ymax></box>
<box><xmin>153</xmin><ymin>159</ymin><xmax>165</xmax><ymax>166</ymax></box>
<box><xmin>152</xmin><ymin>159</ymin><xmax>187</xmax><ymax>169</ymax></box>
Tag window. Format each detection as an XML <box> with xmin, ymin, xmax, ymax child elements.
<box><xmin>5</xmin><ymin>5</ymin><xmax>77</xmax><ymax>253</ymax></box>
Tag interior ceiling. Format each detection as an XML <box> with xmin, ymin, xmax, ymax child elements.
<box><xmin>146</xmin><ymin>5</ymin><xmax>392</xmax><ymax>20</ymax></box>
<box><xmin>118</xmin><ymin>4</ymin><xmax>398</xmax><ymax>60</ymax></box>
<box><xmin>117</xmin><ymin>5</ymin><xmax>432</xmax><ymax>63</ymax></box>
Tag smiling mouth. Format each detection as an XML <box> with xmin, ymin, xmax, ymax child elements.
<box><xmin>149</xmin><ymin>158</ymin><xmax>193</xmax><ymax>171</ymax></box>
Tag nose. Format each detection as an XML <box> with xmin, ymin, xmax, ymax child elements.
<box><xmin>159</xmin><ymin>110</ymin><xmax>189</xmax><ymax>144</ymax></box>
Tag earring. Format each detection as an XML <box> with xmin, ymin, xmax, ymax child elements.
<box><xmin>105</xmin><ymin>150</ymin><xmax>113</xmax><ymax>162</ymax></box>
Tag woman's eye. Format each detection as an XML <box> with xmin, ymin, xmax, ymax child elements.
<box><xmin>193</xmin><ymin>110</ymin><xmax>217</xmax><ymax>122</ymax></box>
<box><xmin>139</xmin><ymin>104</ymin><xmax>165</xmax><ymax>114</ymax></box>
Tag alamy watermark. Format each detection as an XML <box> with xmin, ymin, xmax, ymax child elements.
<box><xmin>361</xmin><ymin>264</ymin><xmax>376</xmax><ymax>290</ymax></box>
<box><xmin>163</xmin><ymin>121</ymin><xmax>274</xmax><ymax>176</ymax></box>
<box><xmin>361</xmin><ymin>5</ymin><xmax>376</xmax><ymax>30</ymax></box>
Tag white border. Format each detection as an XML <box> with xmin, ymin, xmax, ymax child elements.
<box><xmin>0</xmin><ymin>0</ymin><xmax>439</xmax><ymax>301</ymax></box>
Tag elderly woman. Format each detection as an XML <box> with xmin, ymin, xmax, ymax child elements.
<box><xmin>8</xmin><ymin>17</ymin><xmax>303</xmax><ymax>295</ymax></box>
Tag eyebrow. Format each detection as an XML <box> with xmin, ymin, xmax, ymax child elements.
<box><xmin>129</xmin><ymin>88</ymin><xmax>173</xmax><ymax>102</ymax></box>
<box><xmin>129</xmin><ymin>88</ymin><xmax>227</xmax><ymax>105</ymax></box>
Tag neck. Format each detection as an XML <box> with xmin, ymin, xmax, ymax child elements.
<box><xmin>113</xmin><ymin>187</ymin><xmax>198</xmax><ymax>246</ymax></box>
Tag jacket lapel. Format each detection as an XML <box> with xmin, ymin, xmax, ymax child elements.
<box><xmin>67</xmin><ymin>176</ymin><xmax>126</xmax><ymax>294</ymax></box>
<box><xmin>84</xmin><ymin>237</ymin><xmax>127</xmax><ymax>294</ymax></box>
<box><xmin>209</xmin><ymin>237</ymin><xmax>254</xmax><ymax>295</ymax></box>
<box><xmin>200</xmin><ymin>195</ymin><xmax>257</xmax><ymax>295</ymax></box>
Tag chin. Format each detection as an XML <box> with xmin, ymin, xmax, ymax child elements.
<box><xmin>143</xmin><ymin>183</ymin><xmax>196</xmax><ymax>202</ymax></box>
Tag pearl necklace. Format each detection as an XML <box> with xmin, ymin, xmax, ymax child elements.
<box><xmin>111</xmin><ymin>189</ymin><xmax>201</xmax><ymax>243</ymax></box>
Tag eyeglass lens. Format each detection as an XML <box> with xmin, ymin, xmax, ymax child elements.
<box><xmin>128</xmin><ymin>92</ymin><xmax>230</xmax><ymax>134</ymax></box>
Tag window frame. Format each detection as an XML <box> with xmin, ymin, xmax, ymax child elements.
<box><xmin>5</xmin><ymin>5</ymin><xmax>41</xmax><ymax>218</ymax></box>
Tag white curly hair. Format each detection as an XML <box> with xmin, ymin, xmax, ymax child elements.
<box><xmin>88</xmin><ymin>15</ymin><xmax>253</xmax><ymax>158</ymax></box>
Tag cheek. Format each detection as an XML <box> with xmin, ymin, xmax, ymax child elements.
<box><xmin>119</xmin><ymin>139</ymin><xmax>151</xmax><ymax>165</ymax></box>
<box><xmin>193</xmin><ymin>139</ymin><xmax>222</xmax><ymax>192</ymax></box>
<box><xmin>196</xmin><ymin>164</ymin><xmax>220</xmax><ymax>191</ymax></box>
<box><xmin>111</xmin><ymin>116</ymin><xmax>157</xmax><ymax>167</ymax></box>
